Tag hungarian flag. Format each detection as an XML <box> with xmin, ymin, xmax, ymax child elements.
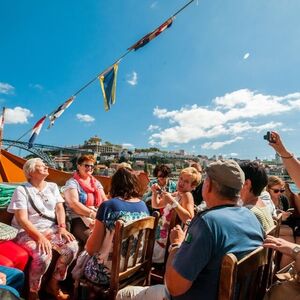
<box><xmin>99</xmin><ymin>64</ymin><xmax>119</xmax><ymax>111</ymax></box>
<box><xmin>128</xmin><ymin>17</ymin><xmax>173</xmax><ymax>51</ymax></box>
<box><xmin>28</xmin><ymin>116</ymin><xmax>47</xmax><ymax>148</ymax></box>
<box><xmin>48</xmin><ymin>96</ymin><xmax>75</xmax><ymax>129</ymax></box>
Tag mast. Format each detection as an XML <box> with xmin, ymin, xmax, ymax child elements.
<box><xmin>0</xmin><ymin>107</ymin><xmax>6</xmax><ymax>154</ymax></box>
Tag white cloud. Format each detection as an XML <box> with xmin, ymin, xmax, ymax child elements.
<box><xmin>127</xmin><ymin>72</ymin><xmax>138</xmax><ymax>86</ymax></box>
<box><xmin>202</xmin><ymin>137</ymin><xmax>243</xmax><ymax>150</ymax></box>
<box><xmin>230</xmin><ymin>153</ymin><xmax>238</xmax><ymax>157</ymax></box>
<box><xmin>281</xmin><ymin>128</ymin><xmax>294</xmax><ymax>132</ymax></box>
<box><xmin>122</xmin><ymin>143</ymin><xmax>134</xmax><ymax>149</ymax></box>
<box><xmin>149</xmin><ymin>89</ymin><xmax>300</xmax><ymax>147</ymax></box>
<box><xmin>243</xmin><ymin>53</ymin><xmax>250</xmax><ymax>60</ymax></box>
<box><xmin>148</xmin><ymin>124</ymin><xmax>160</xmax><ymax>131</ymax></box>
<box><xmin>0</xmin><ymin>82</ymin><xmax>15</xmax><ymax>95</ymax></box>
<box><xmin>76</xmin><ymin>114</ymin><xmax>95</xmax><ymax>123</ymax></box>
<box><xmin>29</xmin><ymin>83</ymin><xmax>43</xmax><ymax>90</ymax></box>
<box><xmin>5</xmin><ymin>107</ymin><xmax>33</xmax><ymax>124</ymax></box>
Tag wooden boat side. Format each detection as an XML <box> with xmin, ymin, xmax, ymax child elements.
<box><xmin>0</xmin><ymin>149</ymin><xmax>149</xmax><ymax>195</ymax></box>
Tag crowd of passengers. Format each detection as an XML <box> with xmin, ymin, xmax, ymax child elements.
<box><xmin>0</xmin><ymin>131</ymin><xmax>300</xmax><ymax>300</ymax></box>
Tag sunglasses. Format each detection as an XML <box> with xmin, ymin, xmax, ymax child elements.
<box><xmin>82</xmin><ymin>164</ymin><xmax>95</xmax><ymax>169</ymax></box>
<box><xmin>270</xmin><ymin>188</ymin><xmax>285</xmax><ymax>194</ymax></box>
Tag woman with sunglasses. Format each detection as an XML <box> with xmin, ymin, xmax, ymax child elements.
<box><xmin>142</xmin><ymin>164</ymin><xmax>177</xmax><ymax>206</ymax></box>
<box><xmin>267</xmin><ymin>175</ymin><xmax>296</xmax><ymax>267</ymax></box>
<box><xmin>63</xmin><ymin>155</ymin><xmax>107</xmax><ymax>246</ymax></box>
<box><xmin>267</xmin><ymin>176</ymin><xmax>291</xmax><ymax>216</ymax></box>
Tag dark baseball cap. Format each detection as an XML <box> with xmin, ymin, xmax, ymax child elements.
<box><xmin>206</xmin><ymin>160</ymin><xmax>245</xmax><ymax>190</ymax></box>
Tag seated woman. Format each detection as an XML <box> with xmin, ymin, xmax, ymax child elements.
<box><xmin>142</xmin><ymin>164</ymin><xmax>177</xmax><ymax>206</ymax></box>
<box><xmin>7</xmin><ymin>158</ymin><xmax>79</xmax><ymax>300</ymax></box>
<box><xmin>267</xmin><ymin>176</ymin><xmax>295</xmax><ymax>267</ymax></box>
<box><xmin>0</xmin><ymin>265</ymin><xmax>24</xmax><ymax>298</ymax></box>
<box><xmin>84</xmin><ymin>167</ymin><xmax>149</xmax><ymax>285</ymax></box>
<box><xmin>151</xmin><ymin>167</ymin><xmax>200</xmax><ymax>263</ymax></box>
<box><xmin>240</xmin><ymin>162</ymin><xmax>275</xmax><ymax>232</ymax></box>
<box><xmin>63</xmin><ymin>155</ymin><xmax>107</xmax><ymax>246</ymax></box>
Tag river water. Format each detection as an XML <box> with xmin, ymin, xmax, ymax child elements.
<box><xmin>289</xmin><ymin>182</ymin><xmax>299</xmax><ymax>194</ymax></box>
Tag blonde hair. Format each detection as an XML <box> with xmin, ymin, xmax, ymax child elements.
<box><xmin>23</xmin><ymin>158</ymin><xmax>44</xmax><ymax>180</ymax></box>
<box><xmin>117</xmin><ymin>162</ymin><xmax>132</xmax><ymax>170</ymax></box>
<box><xmin>180</xmin><ymin>167</ymin><xmax>201</xmax><ymax>187</ymax></box>
<box><xmin>267</xmin><ymin>175</ymin><xmax>284</xmax><ymax>191</ymax></box>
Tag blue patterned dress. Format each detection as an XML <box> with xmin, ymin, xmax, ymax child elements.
<box><xmin>84</xmin><ymin>197</ymin><xmax>149</xmax><ymax>285</ymax></box>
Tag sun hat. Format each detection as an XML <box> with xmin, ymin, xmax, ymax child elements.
<box><xmin>0</xmin><ymin>222</ymin><xmax>18</xmax><ymax>241</ymax></box>
<box><xmin>206</xmin><ymin>160</ymin><xmax>245</xmax><ymax>190</ymax></box>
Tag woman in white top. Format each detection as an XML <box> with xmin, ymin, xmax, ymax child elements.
<box><xmin>8</xmin><ymin>158</ymin><xmax>78</xmax><ymax>300</ymax></box>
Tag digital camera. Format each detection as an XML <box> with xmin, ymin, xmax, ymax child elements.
<box><xmin>263</xmin><ymin>131</ymin><xmax>275</xmax><ymax>143</ymax></box>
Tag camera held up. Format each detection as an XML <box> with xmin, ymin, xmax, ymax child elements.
<box><xmin>263</xmin><ymin>131</ymin><xmax>275</xmax><ymax>143</ymax></box>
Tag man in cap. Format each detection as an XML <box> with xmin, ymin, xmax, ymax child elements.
<box><xmin>165</xmin><ymin>160</ymin><xmax>264</xmax><ymax>300</ymax></box>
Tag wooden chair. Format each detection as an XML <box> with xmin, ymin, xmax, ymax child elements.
<box><xmin>273</xmin><ymin>213</ymin><xmax>283</xmax><ymax>238</ymax></box>
<box><xmin>218</xmin><ymin>246</ymin><xmax>270</xmax><ymax>300</ymax></box>
<box><xmin>150</xmin><ymin>208</ymin><xmax>181</xmax><ymax>284</ymax></box>
<box><xmin>75</xmin><ymin>212</ymin><xmax>159</xmax><ymax>300</ymax></box>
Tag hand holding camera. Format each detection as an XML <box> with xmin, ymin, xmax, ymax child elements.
<box><xmin>264</xmin><ymin>131</ymin><xmax>293</xmax><ymax>158</ymax></box>
<box><xmin>263</xmin><ymin>131</ymin><xmax>275</xmax><ymax>143</ymax></box>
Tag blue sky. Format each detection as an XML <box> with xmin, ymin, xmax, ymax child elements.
<box><xmin>1</xmin><ymin>0</ymin><xmax>300</xmax><ymax>160</ymax></box>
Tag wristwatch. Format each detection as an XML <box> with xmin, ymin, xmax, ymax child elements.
<box><xmin>292</xmin><ymin>245</ymin><xmax>300</xmax><ymax>259</ymax></box>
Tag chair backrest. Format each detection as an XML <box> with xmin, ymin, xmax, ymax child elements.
<box><xmin>108</xmin><ymin>211</ymin><xmax>159</xmax><ymax>299</ymax></box>
<box><xmin>218</xmin><ymin>246</ymin><xmax>270</xmax><ymax>300</ymax></box>
<box><xmin>273</xmin><ymin>213</ymin><xmax>282</xmax><ymax>238</ymax></box>
<box><xmin>264</xmin><ymin>224</ymin><xmax>279</xmax><ymax>290</ymax></box>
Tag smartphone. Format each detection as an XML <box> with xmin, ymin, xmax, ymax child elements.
<box><xmin>156</xmin><ymin>187</ymin><xmax>162</xmax><ymax>195</ymax></box>
<box><xmin>263</xmin><ymin>131</ymin><xmax>275</xmax><ymax>143</ymax></box>
<box><xmin>287</xmin><ymin>208</ymin><xmax>295</xmax><ymax>213</ymax></box>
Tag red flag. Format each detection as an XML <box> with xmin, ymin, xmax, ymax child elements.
<box><xmin>28</xmin><ymin>116</ymin><xmax>47</xmax><ymax>148</ymax></box>
<box><xmin>128</xmin><ymin>17</ymin><xmax>173</xmax><ymax>51</ymax></box>
<box><xmin>48</xmin><ymin>96</ymin><xmax>75</xmax><ymax>129</ymax></box>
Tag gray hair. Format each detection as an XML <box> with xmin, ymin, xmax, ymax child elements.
<box><xmin>210</xmin><ymin>177</ymin><xmax>240</xmax><ymax>202</ymax></box>
<box><xmin>23</xmin><ymin>158</ymin><xmax>44</xmax><ymax>180</ymax></box>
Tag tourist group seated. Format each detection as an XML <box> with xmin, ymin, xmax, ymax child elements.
<box><xmin>0</xmin><ymin>132</ymin><xmax>300</xmax><ymax>299</ymax></box>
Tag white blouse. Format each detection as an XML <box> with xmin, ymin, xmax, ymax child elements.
<box><xmin>8</xmin><ymin>182</ymin><xmax>64</xmax><ymax>232</ymax></box>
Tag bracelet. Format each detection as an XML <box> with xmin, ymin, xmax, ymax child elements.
<box><xmin>278</xmin><ymin>152</ymin><xmax>294</xmax><ymax>159</ymax></box>
<box><xmin>171</xmin><ymin>200</ymin><xmax>179</xmax><ymax>209</ymax></box>
<box><xmin>57</xmin><ymin>223</ymin><xmax>66</xmax><ymax>228</ymax></box>
<box><xmin>168</xmin><ymin>243</ymin><xmax>181</xmax><ymax>253</ymax></box>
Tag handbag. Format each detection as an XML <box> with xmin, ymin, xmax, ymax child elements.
<box><xmin>22</xmin><ymin>185</ymin><xmax>56</xmax><ymax>223</ymax></box>
<box><xmin>0</xmin><ymin>222</ymin><xmax>18</xmax><ymax>241</ymax></box>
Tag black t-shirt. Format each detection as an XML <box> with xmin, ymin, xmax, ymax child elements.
<box><xmin>192</xmin><ymin>181</ymin><xmax>204</xmax><ymax>206</ymax></box>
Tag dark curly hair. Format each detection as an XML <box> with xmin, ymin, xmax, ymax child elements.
<box><xmin>110</xmin><ymin>168</ymin><xmax>141</xmax><ymax>199</ymax></box>
<box><xmin>153</xmin><ymin>164</ymin><xmax>171</xmax><ymax>178</ymax></box>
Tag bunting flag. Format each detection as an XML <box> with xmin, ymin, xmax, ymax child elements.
<box><xmin>128</xmin><ymin>17</ymin><xmax>173</xmax><ymax>51</ymax></box>
<box><xmin>28</xmin><ymin>116</ymin><xmax>47</xmax><ymax>148</ymax></box>
<box><xmin>99</xmin><ymin>64</ymin><xmax>119</xmax><ymax>111</ymax></box>
<box><xmin>48</xmin><ymin>96</ymin><xmax>75</xmax><ymax>129</ymax></box>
